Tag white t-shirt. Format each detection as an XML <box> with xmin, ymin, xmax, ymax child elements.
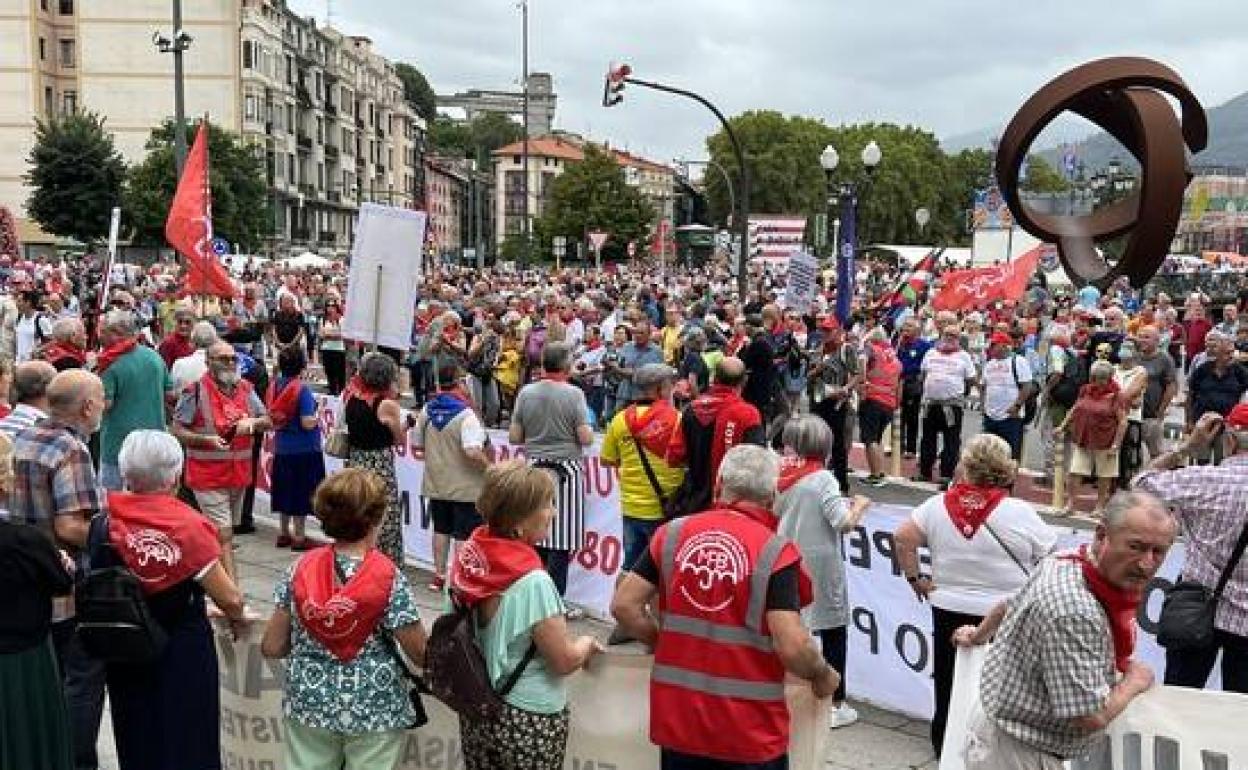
<box><xmin>983</xmin><ymin>354</ymin><xmax>1033</xmax><ymax>420</ymax></box>
<box><xmin>920</xmin><ymin>349</ymin><xmax>977</xmax><ymax>401</ymax></box>
<box><xmin>912</xmin><ymin>495</ymin><xmax>1057</xmax><ymax>615</ymax></box>
<box><xmin>15</xmin><ymin>313</ymin><xmax>51</xmax><ymax>362</ymax></box>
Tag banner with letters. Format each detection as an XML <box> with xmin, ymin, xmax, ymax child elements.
<box><xmin>215</xmin><ymin>634</ymin><xmax>829</xmax><ymax>770</ymax></box>
<box><xmin>257</xmin><ymin>397</ymin><xmax>1201</xmax><ymax>720</ymax></box>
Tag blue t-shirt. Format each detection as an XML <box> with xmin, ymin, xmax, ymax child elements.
<box><xmin>274</xmin><ymin>379</ymin><xmax>322</xmax><ymax>454</ymax></box>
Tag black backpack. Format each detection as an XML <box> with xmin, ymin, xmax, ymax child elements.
<box><xmin>75</xmin><ymin>515</ymin><xmax>168</xmax><ymax>664</ymax></box>
<box><xmin>1048</xmin><ymin>348</ymin><xmax>1086</xmax><ymax>409</ymax></box>
<box><xmin>423</xmin><ymin>591</ymin><xmax>536</xmax><ymax>722</ymax></box>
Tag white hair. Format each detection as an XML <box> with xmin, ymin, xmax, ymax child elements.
<box><xmin>717</xmin><ymin>445</ymin><xmax>779</xmax><ymax>505</ymax></box>
<box><xmin>190</xmin><ymin>321</ymin><xmax>218</xmax><ymax>350</ymax></box>
<box><xmin>119</xmin><ymin>430</ymin><xmax>184</xmax><ymax>493</ymax></box>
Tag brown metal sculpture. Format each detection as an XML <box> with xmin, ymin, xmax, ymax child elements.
<box><xmin>996</xmin><ymin>57</ymin><xmax>1208</xmax><ymax>288</ymax></box>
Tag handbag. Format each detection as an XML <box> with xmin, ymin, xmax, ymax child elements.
<box><xmin>1157</xmin><ymin>519</ymin><xmax>1248</xmax><ymax>651</ymax></box>
<box><xmin>332</xmin><ymin>558</ymin><xmax>428</xmax><ymax>728</ymax></box>
<box><xmin>323</xmin><ymin>395</ymin><xmax>350</xmax><ymax>459</ymax></box>
<box><xmin>75</xmin><ymin>514</ymin><xmax>169</xmax><ymax>664</ymax></box>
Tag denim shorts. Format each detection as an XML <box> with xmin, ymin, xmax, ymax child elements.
<box><xmin>622</xmin><ymin>516</ymin><xmax>663</xmax><ymax>573</ymax></box>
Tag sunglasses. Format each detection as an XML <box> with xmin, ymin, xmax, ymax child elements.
<box><xmin>212</xmin><ymin>355</ymin><xmax>238</xmax><ymax>364</ymax></box>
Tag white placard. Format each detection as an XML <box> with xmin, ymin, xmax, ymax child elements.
<box><xmin>782</xmin><ymin>250</ymin><xmax>819</xmax><ymax>312</ymax></box>
<box><xmin>342</xmin><ymin>203</ymin><xmax>426</xmax><ymax>351</ymax></box>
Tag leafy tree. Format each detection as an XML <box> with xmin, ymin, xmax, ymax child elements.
<box><xmin>0</xmin><ymin>206</ymin><xmax>19</xmax><ymax>259</ymax></box>
<box><xmin>534</xmin><ymin>144</ymin><xmax>654</xmax><ymax>263</ymax></box>
<box><xmin>395</xmin><ymin>63</ymin><xmax>437</xmax><ymax>124</ymax></box>
<box><xmin>25</xmin><ymin>110</ymin><xmax>125</xmax><ymax>245</ymax></box>
<box><xmin>430</xmin><ymin>113</ymin><xmax>524</xmax><ymax>167</ymax></box>
<box><xmin>123</xmin><ymin>119</ymin><xmax>270</xmax><ymax>250</ymax></box>
<box><xmin>1020</xmin><ymin>155</ymin><xmax>1071</xmax><ymax>194</ymax></box>
<box><xmin>428</xmin><ymin>116</ymin><xmax>473</xmax><ymax>157</ymax></box>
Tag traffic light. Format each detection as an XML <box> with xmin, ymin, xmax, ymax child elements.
<box><xmin>602</xmin><ymin>62</ymin><xmax>631</xmax><ymax>107</ymax></box>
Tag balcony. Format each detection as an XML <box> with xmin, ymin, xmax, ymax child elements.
<box><xmin>296</xmin><ymin>134</ymin><xmax>312</xmax><ymax>152</ymax></box>
<box><xmin>291</xmin><ymin>226</ymin><xmax>311</xmax><ymax>241</ymax></box>
<box><xmin>299</xmin><ymin>183</ymin><xmax>317</xmax><ymax>199</ymax></box>
<box><xmin>296</xmin><ymin>84</ymin><xmax>312</xmax><ymax>109</ymax></box>
<box><xmin>356</xmin><ymin>117</ymin><xmax>364</xmax><ymax>129</ymax></box>
<box><xmin>325</xmin><ymin>101</ymin><xmax>337</xmax><ymax>116</ymax></box>
<box><xmin>377</xmin><ymin>165</ymin><xmax>386</xmax><ymax>177</ymax></box>
<box><xmin>318</xmin><ymin>230</ymin><xmax>336</xmax><ymax>244</ymax></box>
<box><xmin>325</xmin><ymin>144</ymin><xmax>340</xmax><ymax>161</ymax></box>
<box><xmin>376</xmin><ymin>125</ymin><xmax>385</xmax><ymax>139</ymax></box>
<box><xmin>327</xmin><ymin>190</ymin><xmax>342</xmax><ymax>204</ymax></box>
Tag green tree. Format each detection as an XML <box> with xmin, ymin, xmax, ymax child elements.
<box><xmin>395</xmin><ymin>63</ymin><xmax>437</xmax><ymax>123</ymax></box>
<box><xmin>123</xmin><ymin>119</ymin><xmax>270</xmax><ymax>250</ymax></box>
<box><xmin>534</xmin><ymin>144</ymin><xmax>654</xmax><ymax>263</ymax></box>
<box><xmin>428</xmin><ymin>116</ymin><xmax>472</xmax><ymax>157</ymax></box>
<box><xmin>430</xmin><ymin>113</ymin><xmax>524</xmax><ymax>167</ymax></box>
<box><xmin>25</xmin><ymin>110</ymin><xmax>125</xmax><ymax>245</ymax></box>
<box><xmin>1020</xmin><ymin>155</ymin><xmax>1071</xmax><ymax>194</ymax></box>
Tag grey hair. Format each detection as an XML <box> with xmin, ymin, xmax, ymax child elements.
<box><xmin>118</xmin><ymin>430</ymin><xmax>184</xmax><ymax>493</ymax></box>
<box><xmin>542</xmin><ymin>341</ymin><xmax>573</xmax><ymax>372</ymax></box>
<box><xmin>50</xmin><ymin>317</ymin><xmax>83</xmax><ymax>343</ymax></box>
<box><xmin>1089</xmin><ymin>359</ymin><xmax>1115</xmax><ymax>382</ymax></box>
<box><xmin>959</xmin><ymin>433</ymin><xmax>1017</xmax><ymax>488</ymax></box>
<box><xmin>1102</xmin><ymin>490</ymin><xmax>1172</xmax><ymax>532</ymax></box>
<box><xmin>12</xmin><ymin>361</ymin><xmax>56</xmax><ymax>404</ymax></box>
<box><xmin>782</xmin><ymin>415</ymin><xmax>833</xmax><ymax>460</ymax></box>
<box><xmin>358</xmin><ymin>352</ymin><xmax>398</xmax><ymax>389</ymax></box>
<box><xmin>717</xmin><ymin>444</ymin><xmax>779</xmax><ymax>505</ymax></box>
<box><xmin>190</xmin><ymin>321</ymin><xmax>218</xmax><ymax>350</ymax></box>
<box><xmin>101</xmin><ymin>309</ymin><xmax>138</xmax><ymax>337</ymax></box>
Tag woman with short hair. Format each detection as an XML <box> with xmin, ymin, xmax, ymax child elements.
<box><xmin>452</xmin><ymin>460</ymin><xmax>602</xmax><ymax>770</ymax></box>
<box><xmin>262</xmin><ymin>468</ymin><xmax>428</xmax><ymax>770</ymax></box>
<box><xmin>774</xmin><ymin>416</ymin><xmax>870</xmax><ymax>729</ymax></box>
<box><xmin>1057</xmin><ymin>359</ymin><xmax>1128</xmax><ymax>517</ymax></box>
<box><xmin>317</xmin><ymin>298</ymin><xmax>346</xmax><ymax>395</ymax></box>
<box><xmin>894</xmin><ymin>434</ymin><xmax>1056</xmax><ymax>757</ymax></box>
<box><xmin>269</xmin><ymin>346</ymin><xmax>326</xmax><ymax>551</ymax></box>
<box><xmin>103</xmin><ymin>430</ymin><xmax>250</xmax><ymax>770</ymax></box>
<box><xmin>344</xmin><ymin>353</ymin><xmax>408</xmax><ymax>566</ymax></box>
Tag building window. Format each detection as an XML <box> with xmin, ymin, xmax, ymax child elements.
<box><xmin>58</xmin><ymin>0</ymin><xmax>73</xmax><ymax>13</ymax></box>
<box><xmin>62</xmin><ymin>90</ymin><xmax>76</xmax><ymax>113</ymax></box>
<box><xmin>288</xmin><ymin>154</ymin><xmax>296</xmax><ymax>182</ymax></box>
<box><xmin>57</xmin><ymin>38</ymin><xmax>74</xmax><ymax>65</ymax></box>
<box><xmin>39</xmin><ymin>37</ymin><xmax>46</xmax><ymax>60</ymax></box>
<box><xmin>286</xmin><ymin>105</ymin><xmax>294</xmax><ymax>134</ymax></box>
<box><xmin>40</xmin><ymin>0</ymin><xmax>48</xmax><ymax>11</ymax></box>
<box><xmin>44</xmin><ymin>86</ymin><xmax>54</xmax><ymax>114</ymax></box>
<box><xmin>242</xmin><ymin>41</ymin><xmax>253</xmax><ymax>69</ymax></box>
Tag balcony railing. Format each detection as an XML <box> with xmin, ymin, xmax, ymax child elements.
<box><xmin>299</xmin><ymin>183</ymin><xmax>317</xmax><ymax>198</ymax></box>
<box><xmin>318</xmin><ymin>230</ymin><xmax>336</xmax><ymax>244</ymax></box>
<box><xmin>291</xmin><ymin>226</ymin><xmax>311</xmax><ymax>241</ymax></box>
<box><xmin>325</xmin><ymin>144</ymin><xmax>340</xmax><ymax>161</ymax></box>
<box><xmin>296</xmin><ymin>134</ymin><xmax>312</xmax><ymax>152</ymax></box>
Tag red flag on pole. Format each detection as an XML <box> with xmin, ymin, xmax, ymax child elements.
<box><xmin>166</xmin><ymin>122</ymin><xmax>235</xmax><ymax>298</ymax></box>
<box><xmin>930</xmin><ymin>246</ymin><xmax>1041</xmax><ymax>312</ymax></box>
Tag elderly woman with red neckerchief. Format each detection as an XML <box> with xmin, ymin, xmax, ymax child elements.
<box><xmin>894</xmin><ymin>434</ymin><xmax>1057</xmax><ymax>759</ymax></box>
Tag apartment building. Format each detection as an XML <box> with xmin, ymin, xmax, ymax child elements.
<box><xmin>425</xmin><ymin>154</ymin><xmax>494</xmax><ymax>265</ymax></box>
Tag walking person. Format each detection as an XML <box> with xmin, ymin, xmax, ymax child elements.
<box><xmin>268</xmin><ymin>346</ymin><xmax>326</xmax><ymax>551</ymax></box>
<box><xmin>894</xmin><ymin>434</ymin><xmax>1056</xmax><ymax>757</ymax></box>
<box><xmin>1057</xmin><ymin>360</ymin><xmax>1128</xmax><ymax>518</ymax></box>
<box><xmin>859</xmin><ymin>330</ymin><xmax>902</xmax><ymax>487</ymax></box>
<box><xmin>914</xmin><ymin>326</ymin><xmax>977</xmax><ymax>487</ymax></box>
<box><xmin>343</xmin><ymin>353</ymin><xmax>409</xmax><ymax>568</ymax></box>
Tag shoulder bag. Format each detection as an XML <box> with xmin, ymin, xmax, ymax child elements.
<box><xmin>627</xmin><ymin>419</ymin><xmax>681</xmax><ymax>520</ymax></box>
<box><xmin>323</xmin><ymin>394</ymin><xmax>350</xmax><ymax>459</ymax></box>
<box><xmin>1157</xmin><ymin>519</ymin><xmax>1248</xmax><ymax>651</ymax></box>
<box><xmin>982</xmin><ymin>519</ymin><xmax>1032</xmax><ymax>578</ymax></box>
<box><xmin>75</xmin><ymin>514</ymin><xmax>169</xmax><ymax>664</ymax></box>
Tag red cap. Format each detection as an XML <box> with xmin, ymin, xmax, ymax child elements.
<box><xmin>1227</xmin><ymin>403</ymin><xmax>1248</xmax><ymax>430</ymax></box>
<box><xmin>819</xmin><ymin>316</ymin><xmax>840</xmax><ymax>331</ymax></box>
<box><xmin>989</xmin><ymin>331</ymin><xmax>1014</xmax><ymax>346</ymax></box>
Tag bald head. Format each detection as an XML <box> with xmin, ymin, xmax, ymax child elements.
<box><xmin>13</xmin><ymin>360</ymin><xmax>57</xmax><ymax>406</ymax></box>
<box><xmin>46</xmin><ymin>370</ymin><xmax>104</xmax><ymax>432</ymax></box>
<box><xmin>713</xmin><ymin>356</ymin><xmax>747</xmax><ymax>388</ymax></box>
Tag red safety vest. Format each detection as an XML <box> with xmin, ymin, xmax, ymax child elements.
<box><xmin>184</xmin><ymin>375</ymin><xmax>256</xmax><ymax>490</ymax></box>
<box><xmin>864</xmin><ymin>343</ymin><xmax>902</xmax><ymax>411</ymax></box>
<box><xmin>649</xmin><ymin>508</ymin><xmax>802</xmax><ymax>763</ymax></box>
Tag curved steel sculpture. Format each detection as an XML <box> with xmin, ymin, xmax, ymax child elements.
<box><xmin>996</xmin><ymin>57</ymin><xmax>1208</xmax><ymax>288</ymax></box>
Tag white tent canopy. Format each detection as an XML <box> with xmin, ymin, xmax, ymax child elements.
<box><xmin>280</xmin><ymin>251</ymin><xmax>332</xmax><ymax>269</ymax></box>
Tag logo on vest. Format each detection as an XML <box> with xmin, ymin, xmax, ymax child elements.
<box><xmin>301</xmin><ymin>595</ymin><xmax>360</xmax><ymax>638</ymax></box>
<box><xmin>124</xmin><ymin>528</ymin><xmax>182</xmax><ymax>584</ymax></box>
<box><xmin>675</xmin><ymin>531</ymin><xmax>749</xmax><ymax>613</ymax></box>
<box><xmin>457</xmin><ymin>542</ymin><xmax>489</xmax><ymax>577</ymax></box>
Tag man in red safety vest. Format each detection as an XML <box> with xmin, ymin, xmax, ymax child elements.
<box><xmin>611</xmin><ymin>444</ymin><xmax>840</xmax><ymax>770</ymax></box>
<box><xmin>172</xmin><ymin>340</ymin><xmax>270</xmax><ymax>579</ymax></box>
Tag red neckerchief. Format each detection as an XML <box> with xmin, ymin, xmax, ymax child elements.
<box><xmin>266</xmin><ymin>377</ymin><xmax>304</xmax><ymax>430</ymax></box>
<box><xmin>292</xmin><ymin>546</ymin><xmax>396</xmax><ymax>663</ymax></box>
<box><xmin>624</xmin><ymin>400</ymin><xmax>679</xmax><ymax>458</ymax></box>
<box><xmin>38</xmin><ymin>340</ymin><xmax>86</xmax><ymax>367</ymax></box>
<box><xmin>343</xmin><ymin>374</ymin><xmax>389</xmax><ymax>405</ymax></box>
<box><xmin>450</xmin><ymin>525</ymin><xmax>544</xmax><ymax>607</ymax></box>
<box><xmin>777</xmin><ymin>453</ymin><xmax>824</xmax><ymax>493</ymax></box>
<box><xmin>200</xmin><ymin>374</ymin><xmax>251</xmax><ymax>437</ymax></box>
<box><xmin>96</xmin><ymin>338</ymin><xmax>138</xmax><ymax>374</ymax></box>
<box><xmin>943</xmin><ymin>482</ymin><xmax>1008</xmax><ymax>539</ymax></box>
<box><xmin>585</xmin><ymin>338</ymin><xmax>603</xmax><ymax>351</ymax></box>
<box><xmin>1061</xmin><ymin>545</ymin><xmax>1139</xmax><ymax>673</ymax></box>
<box><xmin>107</xmin><ymin>491</ymin><xmax>221</xmax><ymax>595</ymax></box>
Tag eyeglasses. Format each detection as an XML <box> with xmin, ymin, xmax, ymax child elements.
<box><xmin>212</xmin><ymin>355</ymin><xmax>238</xmax><ymax>364</ymax></box>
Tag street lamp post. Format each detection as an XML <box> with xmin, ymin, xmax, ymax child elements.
<box><xmin>915</xmin><ymin>207</ymin><xmax>930</xmax><ymax>240</ymax></box>
<box><xmin>820</xmin><ymin>140</ymin><xmax>881</xmax><ymax>324</ymax></box>
<box><xmin>153</xmin><ymin>0</ymin><xmax>193</xmax><ymax>178</ymax></box>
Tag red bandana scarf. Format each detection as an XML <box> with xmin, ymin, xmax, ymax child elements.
<box><xmin>623</xmin><ymin>400</ymin><xmax>679</xmax><ymax>458</ymax></box>
<box><xmin>292</xmin><ymin>546</ymin><xmax>396</xmax><ymax>663</ymax></box>
<box><xmin>1062</xmin><ymin>545</ymin><xmax>1139</xmax><ymax>673</ymax></box>
<box><xmin>776</xmin><ymin>453</ymin><xmax>825</xmax><ymax>493</ymax></box>
<box><xmin>450</xmin><ymin>525</ymin><xmax>543</xmax><ymax>607</ymax></box>
<box><xmin>267</xmin><ymin>377</ymin><xmax>304</xmax><ymax>430</ymax></box>
<box><xmin>107</xmin><ymin>491</ymin><xmax>221</xmax><ymax>595</ymax></box>
<box><xmin>943</xmin><ymin>483</ymin><xmax>1008</xmax><ymax>539</ymax></box>
<box><xmin>38</xmin><ymin>340</ymin><xmax>86</xmax><ymax>368</ymax></box>
<box><xmin>96</xmin><ymin>339</ymin><xmax>138</xmax><ymax>375</ymax></box>
<box><xmin>343</xmin><ymin>374</ymin><xmax>389</xmax><ymax>405</ymax></box>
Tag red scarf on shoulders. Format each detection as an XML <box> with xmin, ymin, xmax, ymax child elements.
<box><xmin>343</xmin><ymin>374</ymin><xmax>389</xmax><ymax>405</ymax></box>
<box><xmin>38</xmin><ymin>340</ymin><xmax>86</xmax><ymax>368</ymax></box>
<box><xmin>292</xmin><ymin>546</ymin><xmax>396</xmax><ymax>663</ymax></box>
<box><xmin>107</xmin><ymin>491</ymin><xmax>221</xmax><ymax>595</ymax></box>
<box><xmin>623</xmin><ymin>400</ymin><xmax>679</xmax><ymax>458</ymax></box>
<box><xmin>943</xmin><ymin>483</ymin><xmax>1008</xmax><ymax>539</ymax></box>
<box><xmin>267</xmin><ymin>377</ymin><xmax>303</xmax><ymax>429</ymax></box>
<box><xmin>200</xmin><ymin>374</ymin><xmax>252</xmax><ymax>438</ymax></box>
<box><xmin>96</xmin><ymin>339</ymin><xmax>138</xmax><ymax>375</ymax></box>
<box><xmin>1062</xmin><ymin>545</ymin><xmax>1139</xmax><ymax>673</ymax></box>
<box><xmin>450</xmin><ymin>525</ymin><xmax>544</xmax><ymax>607</ymax></box>
<box><xmin>776</xmin><ymin>453</ymin><xmax>824</xmax><ymax>493</ymax></box>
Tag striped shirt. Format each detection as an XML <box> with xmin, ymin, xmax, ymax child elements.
<box><xmin>0</xmin><ymin>403</ymin><xmax>48</xmax><ymax>440</ymax></box>
<box><xmin>1135</xmin><ymin>455</ymin><xmax>1248</xmax><ymax>636</ymax></box>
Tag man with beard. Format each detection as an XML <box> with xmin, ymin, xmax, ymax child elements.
<box><xmin>172</xmin><ymin>341</ymin><xmax>270</xmax><ymax>579</ymax></box>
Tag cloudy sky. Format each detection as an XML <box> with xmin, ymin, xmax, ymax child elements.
<box><xmin>289</xmin><ymin>0</ymin><xmax>1246</xmax><ymax>163</ymax></box>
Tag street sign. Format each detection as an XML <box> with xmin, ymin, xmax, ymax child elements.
<box><xmin>813</xmin><ymin>212</ymin><xmax>827</xmax><ymax>249</ymax></box>
<box><xmin>627</xmin><ymin>241</ymin><xmax>636</xmax><ymax>258</ymax></box>
<box><xmin>552</xmin><ymin>236</ymin><xmax>567</xmax><ymax>256</ymax></box>
<box><xmin>211</xmin><ymin>237</ymin><xmax>230</xmax><ymax>256</ymax></box>
<box><xmin>587</xmin><ymin>231</ymin><xmax>608</xmax><ymax>252</ymax></box>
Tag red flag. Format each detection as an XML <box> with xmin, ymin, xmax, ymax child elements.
<box><xmin>165</xmin><ymin>123</ymin><xmax>235</xmax><ymax>298</ymax></box>
<box><xmin>930</xmin><ymin>246</ymin><xmax>1041</xmax><ymax>312</ymax></box>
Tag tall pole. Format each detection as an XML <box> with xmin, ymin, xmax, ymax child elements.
<box><xmin>520</xmin><ymin>0</ymin><xmax>530</xmax><ymax>269</ymax></box>
<box><xmin>172</xmin><ymin>0</ymin><xmax>188</xmax><ymax>178</ymax></box>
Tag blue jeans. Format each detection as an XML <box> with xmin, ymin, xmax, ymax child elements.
<box><xmin>622</xmin><ymin>517</ymin><xmax>662</xmax><ymax>573</ymax></box>
<box><xmin>982</xmin><ymin>416</ymin><xmax>1025</xmax><ymax>460</ymax></box>
<box><xmin>98</xmin><ymin>461</ymin><xmax>123</xmax><ymax>492</ymax></box>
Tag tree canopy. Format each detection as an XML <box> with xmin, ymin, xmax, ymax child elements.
<box><xmin>429</xmin><ymin>113</ymin><xmax>524</xmax><ymax>167</ymax></box>
<box><xmin>124</xmin><ymin>120</ymin><xmax>270</xmax><ymax>251</ymax></box>
<box><xmin>25</xmin><ymin>110</ymin><xmax>125</xmax><ymax>245</ymax></box>
<box><xmin>533</xmin><ymin>144</ymin><xmax>655</xmax><ymax>263</ymax></box>
<box><xmin>395</xmin><ymin>63</ymin><xmax>437</xmax><ymax>124</ymax></box>
<box><xmin>1020</xmin><ymin>155</ymin><xmax>1071</xmax><ymax>194</ymax></box>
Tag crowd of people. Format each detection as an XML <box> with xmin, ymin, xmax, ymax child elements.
<box><xmin>0</xmin><ymin>249</ymin><xmax>1245</xmax><ymax>770</ymax></box>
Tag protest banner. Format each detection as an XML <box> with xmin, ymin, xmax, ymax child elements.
<box><xmin>257</xmin><ymin>398</ymin><xmax>1201</xmax><ymax>720</ymax></box>
<box><xmin>782</xmin><ymin>250</ymin><xmax>819</xmax><ymax>312</ymax></box>
<box><xmin>930</xmin><ymin>245</ymin><xmax>1040</xmax><ymax>311</ymax></box>
<box><xmin>341</xmin><ymin>203</ymin><xmax>427</xmax><ymax>350</ymax></box>
<box><xmin>215</xmin><ymin>635</ymin><xmax>829</xmax><ymax>770</ymax></box>
<box><xmin>939</xmin><ymin>646</ymin><xmax>1248</xmax><ymax>770</ymax></box>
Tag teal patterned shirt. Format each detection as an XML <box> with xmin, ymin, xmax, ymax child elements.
<box><xmin>274</xmin><ymin>552</ymin><xmax>421</xmax><ymax>733</ymax></box>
